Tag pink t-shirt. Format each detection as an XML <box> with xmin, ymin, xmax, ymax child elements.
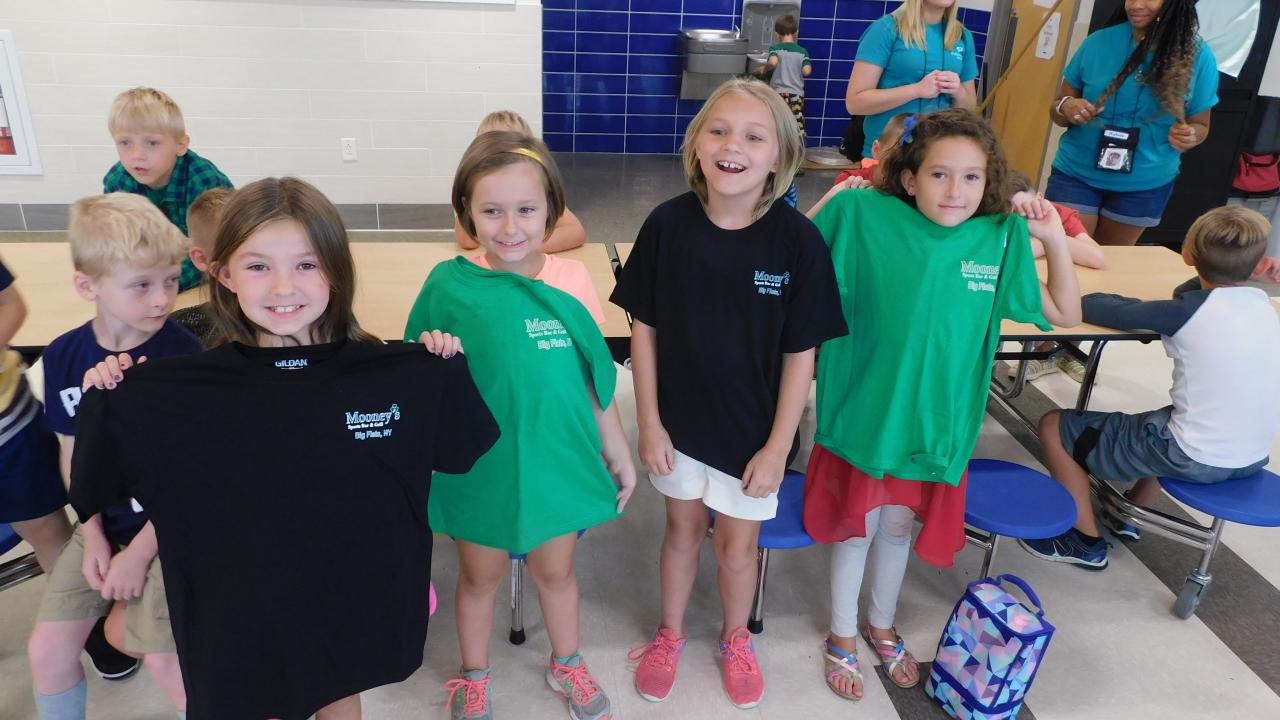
<box><xmin>470</xmin><ymin>253</ymin><xmax>606</xmax><ymax>327</ymax></box>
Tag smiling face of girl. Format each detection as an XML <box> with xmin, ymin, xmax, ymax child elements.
<box><xmin>218</xmin><ymin>218</ymin><xmax>331</xmax><ymax>346</ymax></box>
<box><xmin>900</xmin><ymin>136</ymin><xmax>988</xmax><ymax>227</ymax></box>
<box><xmin>693</xmin><ymin>92</ymin><xmax>781</xmax><ymax>214</ymax></box>
<box><xmin>467</xmin><ymin>160</ymin><xmax>549</xmax><ymax>278</ymax></box>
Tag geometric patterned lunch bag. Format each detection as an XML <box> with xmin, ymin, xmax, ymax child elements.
<box><xmin>926</xmin><ymin>574</ymin><xmax>1055</xmax><ymax>720</ymax></box>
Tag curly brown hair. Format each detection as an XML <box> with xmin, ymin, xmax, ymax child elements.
<box><xmin>1093</xmin><ymin>0</ymin><xmax>1200</xmax><ymax>124</ymax></box>
<box><xmin>874</xmin><ymin>108</ymin><xmax>1011</xmax><ymax>218</ymax></box>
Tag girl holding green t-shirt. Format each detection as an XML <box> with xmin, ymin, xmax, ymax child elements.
<box><xmin>404</xmin><ymin>131</ymin><xmax>635</xmax><ymax>720</ymax></box>
<box><xmin>805</xmin><ymin>110</ymin><xmax>1081</xmax><ymax>701</ymax></box>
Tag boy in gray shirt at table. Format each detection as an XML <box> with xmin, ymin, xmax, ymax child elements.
<box><xmin>1022</xmin><ymin>206</ymin><xmax>1280</xmax><ymax>569</ymax></box>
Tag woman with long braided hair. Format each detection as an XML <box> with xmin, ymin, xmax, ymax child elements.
<box><xmin>1044</xmin><ymin>0</ymin><xmax>1218</xmax><ymax>246</ymax></box>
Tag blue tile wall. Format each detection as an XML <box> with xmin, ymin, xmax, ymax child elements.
<box><xmin>543</xmin><ymin>1</ymin><xmax>991</xmax><ymax>154</ymax></box>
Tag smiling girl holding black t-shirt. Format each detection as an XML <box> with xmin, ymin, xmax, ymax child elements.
<box><xmin>74</xmin><ymin>178</ymin><xmax>496</xmax><ymax>720</ymax></box>
<box><xmin>612</xmin><ymin>78</ymin><xmax>847</xmax><ymax>710</ymax></box>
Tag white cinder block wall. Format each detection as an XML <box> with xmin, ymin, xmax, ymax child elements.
<box><xmin>0</xmin><ymin>0</ymin><xmax>543</xmax><ymax>205</ymax></box>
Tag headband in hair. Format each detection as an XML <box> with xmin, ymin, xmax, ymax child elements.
<box><xmin>507</xmin><ymin>147</ymin><xmax>545</xmax><ymax>166</ymax></box>
<box><xmin>900</xmin><ymin>114</ymin><xmax>919</xmax><ymax>146</ymax></box>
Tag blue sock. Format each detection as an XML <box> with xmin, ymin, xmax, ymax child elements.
<box><xmin>33</xmin><ymin>678</ymin><xmax>86</xmax><ymax>720</ymax></box>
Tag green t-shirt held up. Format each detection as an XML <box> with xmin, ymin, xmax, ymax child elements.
<box><xmin>404</xmin><ymin>257</ymin><xmax>621</xmax><ymax>553</ymax></box>
<box><xmin>811</xmin><ymin>190</ymin><xmax>1049</xmax><ymax>486</ymax></box>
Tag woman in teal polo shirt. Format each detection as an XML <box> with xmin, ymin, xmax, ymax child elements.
<box><xmin>1047</xmin><ymin>0</ymin><xmax>1217</xmax><ymax>245</ymax></box>
<box><xmin>845</xmin><ymin>0</ymin><xmax>978</xmax><ymax>158</ymax></box>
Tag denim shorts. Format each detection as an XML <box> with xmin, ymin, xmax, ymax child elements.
<box><xmin>1058</xmin><ymin>406</ymin><xmax>1269</xmax><ymax>485</ymax></box>
<box><xmin>1044</xmin><ymin>168</ymin><xmax>1176</xmax><ymax>228</ymax></box>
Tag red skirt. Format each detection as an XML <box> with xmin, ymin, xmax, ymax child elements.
<box><xmin>803</xmin><ymin>444</ymin><xmax>968</xmax><ymax>568</ymax></box>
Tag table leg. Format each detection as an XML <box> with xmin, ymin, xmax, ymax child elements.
<box><xmin>990</xmin><ymin>341</ymin><xmax>1036</xmax><ymax>400</ymax></box>
<box><xmin>1074</xmin><ymin>340</ymin><xmax>1109</xmax><ymax>412</ymax></box>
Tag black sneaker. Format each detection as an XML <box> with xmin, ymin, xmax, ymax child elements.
<box><xmin>1018</xmin><ymin>531</ymin><xmax>1109</xmax><ymax>569</ymax></box>
<box><xmin>84</xmin><ymin>616</ymin><xmax>141</xmax><ymax>680</ymax></box>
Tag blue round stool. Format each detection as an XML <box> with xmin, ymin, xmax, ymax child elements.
<box><xmin>748</xmin><ymin>469</ymin><xmax>814</xmax><ymax>633</ymax></box>
<box><xmin>965</xmin><ymin>459</ymin><xmax>1076</xmax><ymax>578</ymax></box>
<box><xmin>1157</xmin><ymin>469</ymin><xmax>1280</xmax><ymax>618</ymax></box>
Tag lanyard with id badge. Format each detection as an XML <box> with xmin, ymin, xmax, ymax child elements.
<box><xmin>1097</xmin><ymin>125</ymin><xmax>1138</xmax><ymax>173</ymax></box>
<box><xmin>1096</xmin><ymin>49</ymin><xmax>1147</xmax><ymax>174</ymax></box>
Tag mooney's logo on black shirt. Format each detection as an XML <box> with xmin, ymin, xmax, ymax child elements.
<box><xmin>345</xmin><ymin>403</ymin><xmax>401</xmax><ymax>440</ymax></box>
<box><xmin>753</xmin><ymin>269</ymin><xmax>790</xmax><ymax>297</ymax></box>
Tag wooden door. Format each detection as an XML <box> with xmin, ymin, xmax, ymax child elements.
<box><xmin>989</xmin><ymin>0</ymin><xmax>1081</xmax><ymax>181</ymax></box>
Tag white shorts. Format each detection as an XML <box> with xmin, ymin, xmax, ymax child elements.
<box><xmin>649</xmin><ymin>449</ymin><xmax>778</xmax><ymax>521</ymax></box>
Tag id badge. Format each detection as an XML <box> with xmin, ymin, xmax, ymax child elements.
<box><xmin>1096</xmin><ymin>125</ymin><xmax>1139</xmax><ymax>173</ymax></box>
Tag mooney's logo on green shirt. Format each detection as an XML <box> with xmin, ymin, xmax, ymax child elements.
<box><xmin>525</xmin><ymin>317</ymin><xmax>574</xmax><ymax>350</ymax></box>
<box><xmin>960</xmin><ymin>260</ymin><xmax>998</xmax><ymax>293</ymax></box>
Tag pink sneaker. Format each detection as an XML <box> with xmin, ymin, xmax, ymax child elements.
<box><xmin>719</xmin><ymin>627</ymin><xmax>764</xmax><ymax>708</ymax></box>
<box><xmin>627</xmin><ymin>627</ymin><xmax>687</xmax><ymax>702</ymax></box>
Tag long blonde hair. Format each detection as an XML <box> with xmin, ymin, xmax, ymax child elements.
<box><xmin>681</xmin><ymin>78</ymin><xmax>803</xmax><ymax>221</ymax></box>
<box><xmin>893</xmin><ymin>0</ymin><xmax>964</xmax><ymax>51</ymax></box>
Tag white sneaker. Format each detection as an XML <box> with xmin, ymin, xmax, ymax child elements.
<box><xmin>1007</xmin><ymin>358</ymin><xmax>1059</xmax><ymax>382</ymax></box>
<box><xmin>1056</xmin><ymin>356</ymin><xmax>1089</xmax><ymax>383</ymax></box>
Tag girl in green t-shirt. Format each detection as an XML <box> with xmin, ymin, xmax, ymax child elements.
<box><xmin>807</xmin><ymin>109</ymin><xmax>1082</xmax><ymax>701</ymax></box>
<box><xmin>405</xmin><ymin>132</ymin><xmax>635</xmax><ymax>720</ymax></box>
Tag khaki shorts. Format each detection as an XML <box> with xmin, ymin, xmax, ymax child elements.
<box><xmin>35</xmin><ymin>526</ymin><xmax>175</xmax><ymax>654</ymax></box>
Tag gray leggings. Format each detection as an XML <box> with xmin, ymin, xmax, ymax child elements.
<box><xmin>830</xmin><ymin>505</ymin><xmax>914</xmax><ymax>637</ymax></box>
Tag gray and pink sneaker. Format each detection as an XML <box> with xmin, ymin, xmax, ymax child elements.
<box><xmin>445</xmin><ymin>667</ymin><xmax>494</xmax><ymax>720</ymax></box>
<box><xmin>546</xmin><ymin>652</ymin><xmax>612</xmax><ymax>720</ymax></box>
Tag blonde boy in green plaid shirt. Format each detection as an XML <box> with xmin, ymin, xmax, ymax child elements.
<box><xmin>103</xmin><ymin>88</ymin><xmax>232</xmax><ymax>292</ymax></box>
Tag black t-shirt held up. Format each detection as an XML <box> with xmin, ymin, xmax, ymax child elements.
<box><xmin>70</xmin><ymin>340</ymin><xmax>498</xmax><ymax>720</ymax></box>
<box><xmin>611</xmin><ymin>192</ymin><xmax>847</xmax><ymax>478</ymax></box>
